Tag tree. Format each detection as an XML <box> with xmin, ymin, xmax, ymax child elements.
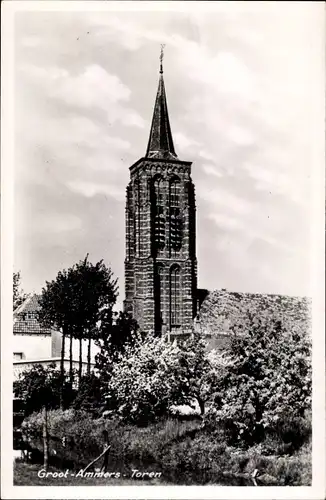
<box><xmin>73</xmin><ymin>373</ymin><xmax>104</xmax><ymax>414</ymax></box>
<box><xmin>174</xmin><ymin>333</ymin><xmax>233</xmax><ymax>415</ymax></box>
<box><xmin>71</xmin><ymin>255</ymin><xmax>118</xmax><ymax>380</ymax></box>
<box><xmin>13</xmin><ymin>363</ymin><xmax>75</xmax><ymax>416</ymax></box>
<box><xmin>39</xmin><ymin>256</ymin><xmax>118</xmax><ymax>396</ymax></box>
<box><xmin>13</xmin><ymin>271</ymin><xmax>27</xmax><ymax>310</ymax></box>
<box><xmin>206</xmin><ymin>311</ymin><xmax>312</xmax><ymax>446</ymax></box>
<box><xmin>105</xmin><ymin>334</ymin><xmax>181</xmax><ymax>424</ymax></box>
<box><xmin>103</xmin><ymin>332</ymin><xmax>225</xmax><ymax>424</ymax></box>
<box><xmin>95</xmin><ymin>310</ymin><xmax>139</xmax><ymax>383</ymax></box>
<box><xmin>39</xmin><ymin>268</ymin><xmax>77</xmax><ymax>406</ymax></box>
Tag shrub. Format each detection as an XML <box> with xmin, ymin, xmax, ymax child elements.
<box><xmin>20</xmin><ymin>410</ymin><xmax>311</xmax><ymax>485</ymax></box>
<box><xmin>13</xmin><ymin>364</ymin><xmax>76</xmax><ymax>416</ymax></box>
<box><xmin>105</xmin><ymin>332</ymin><xmax>233</xmax><ymax>425</ymax></box>
<box><xmin>206</xmin><ymin>312</ymin><xmax>311</xmax><ymax>447</ymax></box>
<box><xmin>73</xmin><ymin>373</ymin><xmax>104</xmax><ymax>415</ymax></box>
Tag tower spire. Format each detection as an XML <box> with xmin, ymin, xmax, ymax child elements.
<box><xmin>146</xmin><ymin>46</ymin><xmax>177</xmax><ymax>159</ymax></box>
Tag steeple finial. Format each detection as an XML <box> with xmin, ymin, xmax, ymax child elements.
<box><xmin>160</xmin><ymin>44</ymin><xmax>165</xmax><ymax>74</ymax></box>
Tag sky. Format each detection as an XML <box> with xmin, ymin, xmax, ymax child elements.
<box><xmin>13</xmin><ymin>2</ymin><xmax>324</xmax><ymax>307</ymax></box>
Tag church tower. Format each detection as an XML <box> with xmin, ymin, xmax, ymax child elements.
<box><xmin>124</xmin><ymin>49</ymin><xmax>197</xmax><ymax>338</ymax></box>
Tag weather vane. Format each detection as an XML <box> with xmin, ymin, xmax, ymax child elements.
<box><xmin>160</xmin><ymin>44</ymin><xmax>165</xmax><ymax>73</ymax></box>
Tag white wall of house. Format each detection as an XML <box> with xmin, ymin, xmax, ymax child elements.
<box><xmin>62</xmin><ymin>336</ymin><xmax>101</xmax><ymax>363</ymax></box>
<box><xmin>13</xmin><ymin>358</ymin><xmax>93</xmax><ymax>381</ymax></box>
<box><xmin>13</xmin><ymin>332</ymin><xmax>100</xmax><ymax>363</ymax></box>
<box><xmin>13</xmin><ymin>334</ymin><xmax>52</xmax><ymax>361</ymax></box>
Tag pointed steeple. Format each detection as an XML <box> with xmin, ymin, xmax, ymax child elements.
<box><xmin>146</xmin><ymin>46</ymin><xmax>177</xmax><ymax>160</ymax></box>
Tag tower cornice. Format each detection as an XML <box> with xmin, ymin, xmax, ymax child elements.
<box><xmin>130</xmin><ymin>156</ymin><xmax>192</xmax><ymax>174</ymax></box>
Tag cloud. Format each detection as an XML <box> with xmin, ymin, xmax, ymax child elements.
<box><xmin>13</xmin><ymin>6</ymin><xmax>321</xmax><ymax>297</ymax></box>
<box><xmin>87</xmin><ymin>13</ymin><xmax>144</xmax><ymax>51</ymax></box>
<box><xmin>34</xmin><ymin>213</ymin><xmax>82</xmax><ymax>233</ymax></box>
<box><xmin>21</xmin><ymin>36</ymin><xmax>41</xmax><ymax>48</ymax></box>
<box><xmin>67</xmin><ymin>180</ymin><xmax>125</xmax><ymax>201</ymax></box>
<box><xmin>174</xmin><ymin>131</ymin><xmax>201</xmax><ymax>153</ymax></box>
<box><xmin>203</xmin><ymin>186</ymin><xmax>253</xmax><ymax>216</ymax></box>
<box><xmin>19</xmin><ymin>63</ymin><xmax>145</xmax><ymax>128</ymax></box>
<box><xmin>201</xmin><ymin>164</ymin><xmax>223</xmax><ymax>178</ymax></box>
<box><xmin>53</xmin><ymin>64</ymin><xmax>131</xmax><ymax>105</ymax></box>
<box><xmin>208</xmin><ymin>213</ymin><xmax>242</xmax><ymax>231</ymax></box>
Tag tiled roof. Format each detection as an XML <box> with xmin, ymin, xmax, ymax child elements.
<box><xmin>13</xmin><ymin>294</ymin><xmax>52</xmax><ymax>335</ymax></box>
<box><xmin>198</xmin><ymin>289</ymin><xmax>312</xmax><ymax>339</ymax></box>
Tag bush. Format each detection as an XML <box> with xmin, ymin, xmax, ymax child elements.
<box><xmin>105</xmin><ymin>332</ymin><xmax>232</xmax><ymax>425</ymax></box>
<box><xmin>13</xmin><ymin>364</ymin><xmax>76</xmax><ymax>416</ymax></box>
<box><xmin>21</xmin><ymin>410</ymin><xmax>311</xmax><ymax>485</ymax></box>
<box><xmin>206</xmin><ymin>313</ymin><xmax>312</xmax><ymax>447</ymax></box>
<box><xmin>73</xmin><ymin>374</ymin><xmax>104</xmax><ymax>415</ymax></box>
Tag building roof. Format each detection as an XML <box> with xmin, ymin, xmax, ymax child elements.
<box><xmin>13</xmin><ymin>294</ymin><xmax>53</xmax><ymax>335</ymax></box>
<box><xmin>198</xmin><ymin>289</ymin><xmax>312</xmax><ymax>338</ymax></box>
<box><xmin>145</xmin><ymin>56</ymin><xmax>177</xmax><ymax>160</ymax></box>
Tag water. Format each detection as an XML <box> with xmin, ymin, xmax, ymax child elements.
<box><xmin>13</xmin><ymin>430</ymin><xmax>256</xmax><ymax>486</ymax></box>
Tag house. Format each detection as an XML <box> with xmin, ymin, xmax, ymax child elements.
<box><xmin>13</xmin><ymin>294</ymin><xmax>98</xmax><ymax>380</ymax></box>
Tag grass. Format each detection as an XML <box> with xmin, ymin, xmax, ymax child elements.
<box><xmin>14</xmin><ymin>462</ymin><xmax>165</xmax><ymax>486</ymax></box>
<box><xmin>18</xmin><ymin>410</ymin><xmax>312</xmax><ymax>486</ymax></box>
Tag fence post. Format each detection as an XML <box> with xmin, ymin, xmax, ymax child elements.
<box><xmin>43</xmin><ymin>406</ymin><xmax>48</xmax><ymax>471</ymax></box>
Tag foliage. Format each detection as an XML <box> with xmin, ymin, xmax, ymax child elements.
<box><xmin>13</xmin><ymin>364</ymin><xmax>75</xmax><ymax>415</ymax></box>
<box><xmin>95</xmin><ymin>310</ymin><xmax>140</xmax><ymax>383</ymax></box>
<box><xmin>105</xmin><ymin>333</ymin><xmax>182</xmax><ymax>424</ymax></box>
<box><xmin>103</xmin><ymin>332</ymin><xmax>231</xmax><ymax>424</ymax></box>
<box><xmin>13</xmin><ymin>271</ymin><xmax>27</xmax><ymax>310</ymax></box>
<box><xmin>72</xmin><ymin>373</ymin><xmax>104</xmax><ymax>414</ymax></box>
<box><xmin>20</xmin><ymin>409</ymin><xmax>311</xmax><ymax>486</ymax></box>
<box><xmin>39</xmin><ymin>255</ymin><xmax>118</xmax><ymax>339</ymax></box>
<box><xmin>69</xmin><ymin>256</ymin><xmax>118</xmax><ymax>342</ymax></box>
<box><xmin>38</xmin><ymin>256</ymin><xmax>118</xmax><ymax>386</ymax></box>
<box><xmin>174</xmin><ymin>333</ymin><xmax>234</xmax><ymax>415</ymax></box>
<box><xmin>205</xmin><ymin>311</ymin><xmax>312</xmax><ymax>446</ymax></box>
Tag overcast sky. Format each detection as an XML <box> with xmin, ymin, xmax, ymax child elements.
<box><xmin>13</xmin><ymin>2</ymin><xmax>324</xmax><ymax>307</ymax></box>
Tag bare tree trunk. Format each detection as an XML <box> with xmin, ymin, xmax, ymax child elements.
<box><xmin>79</xmin><ymin>336</ymin><xmax>82</xmax><ymax>385</ymax></box>
<box><xmin>87</xmin><ymin>334</ymin><xmax>91</xmax><ymax>376</ymax></box>
<box><xmin>60</xmin><ymin>329</ymin><xmax>66</xmax><ymax>409</ymax></box>
<box><xmin>69</xmin><ymin>333</ymin><xmax>73</xmax><ymax>386</ymax></box>
<box><xmin>43</xmin><ymin>406</ymin><xmax>48</xmax><ymax>471</ymax></box>
<box><xmin>197</xmin><ymin>397</ymin><xmax>205</xmax><ymax>416</ymax></box>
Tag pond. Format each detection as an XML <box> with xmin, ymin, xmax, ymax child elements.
<box><xmin>13</xmin><ymin>430</ymin><xmax>258</xmax><ymax>486</ymax></box>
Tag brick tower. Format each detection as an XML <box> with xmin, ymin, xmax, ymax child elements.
<box><xmin>124</xmin><ymin>50</ymin><xmax>197</xmax><ymax>338</ymax></box>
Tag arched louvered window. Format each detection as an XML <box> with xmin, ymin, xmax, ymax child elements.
<box><xmin>153</xmin><ymin>177</ymin><xmax>165</xmax><ymax>250</ymax></box>
<box><xmin>154</xmin><ymin>177</ymin><xmax>164</xmax><ymax>205</ymax></box>
<box><xmin>169</xmin><ymin>178</ymin><xmax>182</xmax><ymax>252</ymax></box>
<box><xmin>170</xmin><ymin>178</ymin><xmax>181</xmax><ymax>207</ymax></box>
<box><xmin>170</xmin><ymin>265</ymin><xmax>181</xmax><ymax>327</ymax></box>
<box><xmin>154</xmin><ymin>264</ymin><xmax>164</xmax><ymax>335</ymax></box>
<box><xmin>126</xmin><ymin>184</ymin><xmax>134</xmax><ymax>260</ymax></box>
<box><xmin>134</xmin><ymin>179</ymin><xmax>141</xmax><ymax>256</ymax></box>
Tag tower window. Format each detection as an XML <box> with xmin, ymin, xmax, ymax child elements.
<box><xmin>154</xmin><ymin>177</ymin><xmax>164</xmax><ymax>205</ymax></box>
<box><xmin>170</xmin><ymin>178</ymin><xmax>181</xmax><ymax>207</ymax></box>
<box><xmin>170</xmin><ymin>265</ymin><xmax>181</xmax><ymax>327</ymax></box>
<box><xmin>169</xmin><ymin>207</ymin><xmax>182</xmax><ymax>251</ymax></box>
<box><xmin>153</xmin><ymin>177</ymin><xmax>165</xmax><ymax>251</ymax></box>
<box><xmin>154</xmin><ymin>264</ymin><xmax>164</xmax><ymax>335</ymax></box>
<box><xmin>134</xmin><ymin>179</ymin><xmax>141</xmax><ymax>256</ymax></box>
<box><xmin>169</xmin><ymin>178</ymin><xmax>182</xmax><ymax>252</ymax></box>
<box><xmin>154</xmin><ymin>206</ymin><xmax>165</xmax><ymax>249</ymax></box>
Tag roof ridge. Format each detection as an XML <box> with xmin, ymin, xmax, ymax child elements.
<box><xmin>13</xmin><ymin>293</ymin><xmax>34</xmax><ymax>316</ymax></box>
